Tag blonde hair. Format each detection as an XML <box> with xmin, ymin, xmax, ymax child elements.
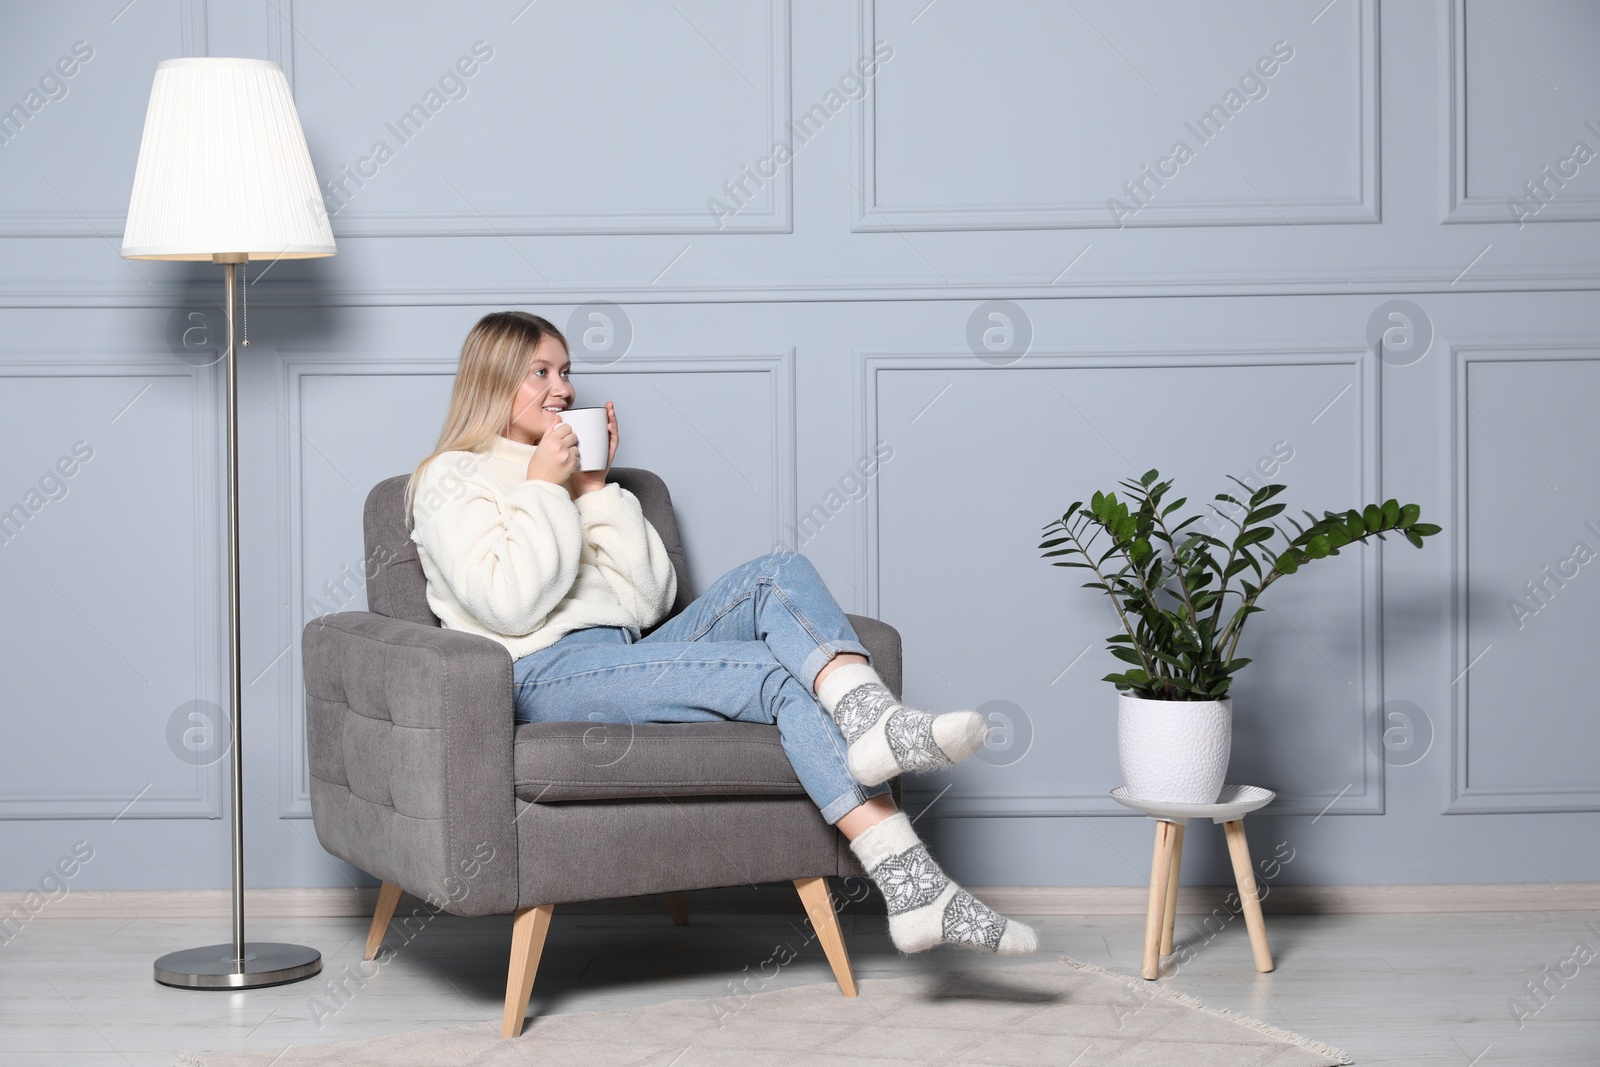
<box><xmin>403</xmin><ymin>310</ymin><xmax>568</xmax><ymax>529</ymax></box>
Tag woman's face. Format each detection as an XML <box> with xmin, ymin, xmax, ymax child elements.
<box><xmin>504</xmin><ymin>335</ymin><xmax>574</xmax><ymax>445</ymax></box>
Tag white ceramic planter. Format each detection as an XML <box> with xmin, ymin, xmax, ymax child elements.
<box><xmin>1117</xmin><ymin>693</ymin><xmax>1232</xmax><ymax>805</ymax></box>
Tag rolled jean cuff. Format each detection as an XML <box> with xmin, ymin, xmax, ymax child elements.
<box><xmin>800</xmin><ymin>638</ymin><xmax>873</xmax><ymax>693</ymax></box>
<box><xmin>818</xmin><ymin>777</ymin><xmax>893</xmax><ymax>825</ymax></box>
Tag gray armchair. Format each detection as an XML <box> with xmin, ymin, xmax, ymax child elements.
<box><xmin>302</xmin><ymin>468</ymin><xmax>904</xmax><ymax>1038</ymax></box>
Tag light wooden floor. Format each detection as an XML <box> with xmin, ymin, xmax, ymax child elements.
<box><xmin>2</xmin><ymin>901</ymin><xmax>1596</xmax><ymax>1065</ymax></box>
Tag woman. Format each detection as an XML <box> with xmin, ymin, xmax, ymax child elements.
<box><xmin>405</xmin><ymin>311</ymin><xmax>1036</xmax><ymax>956</ymax></box>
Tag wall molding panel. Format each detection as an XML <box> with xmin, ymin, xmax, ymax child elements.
<box><xmin>0</xmin><ymin>357</ymin><xmax>224</xmax><ymax>820</ymax></box>
<box><xmin>861</xmin><ymin>346</ymin><xmax>1385</xmax><ymax>818</ymax></box>
<box><xmin>1447</xmin><ymin>342</ymin><xmax>1600</xmax><ymax>814</ymax></box>
<box><xmin>0</xmin><ymin>0</ymin><xmax>209</xmax><ymax>239</ymax></box>
<box><xmin>295</xmin><ymin>0</ymin><xmax>793</xmax><ymax>237</ymax></box>
<box><xmin>853</xmin><ymin>0</ymin><xmax>1380</xmax><ymax>232</ymax></box>
<box><xmin>1442</xmin><ymin>0</ymin><xmax>1600</xmax><ymax>225</ymax></box>
<box><xmin>271</xmin><ymin>348</ymin><xmax>798</xmax><ymax>817</ymax></box>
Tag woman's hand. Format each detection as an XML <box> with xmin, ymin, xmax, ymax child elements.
<box><xmin>526</xmin><ymin>422</ymin><xmax>580</xmax><ymax>485</ymax></box>
<box><xmin>569</xmin><ymin>401</ymin><xmax>618</xmax><ymax>498</ymax></box>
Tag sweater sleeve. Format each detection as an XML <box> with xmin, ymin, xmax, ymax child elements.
<box><xmin>574</xmin><ymin>481</ymin><xmax>679</xmax><ymax>631</ymax></box>
<box><xmin>409</xmin><ymin>454</ymin><xmax>584</xmax><ymax>636</ymax></box>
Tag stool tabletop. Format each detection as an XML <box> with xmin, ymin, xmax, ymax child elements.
<box><xmin>1110</xmin><ymin>783</ymin><xmax>1275</xmax><ymax>823</ymax></box>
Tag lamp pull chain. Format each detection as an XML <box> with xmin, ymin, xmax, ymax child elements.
<box><xmin>239</xmin><ymin>261</ymin><xmax>249</xmax><ymax>347</ymax></box>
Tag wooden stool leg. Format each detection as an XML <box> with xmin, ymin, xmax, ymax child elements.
<box><xmin>1160</xmin><ymin>821</ymin><xmax>1185</xmax><ymax>956</ymax></box>
<box><xmin>1141</xmin><ymin>819</ymin><xmax>1177</xmax><ymax>979</ymax></box>
<box><xmin>363</xmin><ymin>881</ymin><xmax>404</xmax><ymax>961</ymax></box>
<box><xmin>502</xmin><ymin>904</ymin><xmax>555</xmax><ymax>1039</ymax></box>
<box><xmin>664</xmin><ymin>891</ymin><xmax>689</xmax><ymax>926</ymax></box>
<box><xmin>1223</xmin><ymin>820</ymin><xmax>1274</xmax><ymax>973</ymax></box>
<box><xmin>794</xmin><ymin>877</ymin><xmax>856</xmax><ymax>997</ymax></box>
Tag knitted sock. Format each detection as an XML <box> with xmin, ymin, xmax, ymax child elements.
<box><xmin>850</xmin><ymin>812</ymin><xmax>1038</xmax><ymax>956</ymax></box>
<box><xmin>815</xmin><ymin>663</ymin><xmax>988</xmax><ymax>787</ymax></box>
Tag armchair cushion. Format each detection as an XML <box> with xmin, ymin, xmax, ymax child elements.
<box><xmin>513</xmin><ymin>721</ymin><xmax>806</xmax><ymax>803</ymax></box>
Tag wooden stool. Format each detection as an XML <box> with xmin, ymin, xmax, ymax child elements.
<box><xmin>1110</xmin><ymin>784</ymin><xmax>1276</xmax><ymax>980</ymax></box>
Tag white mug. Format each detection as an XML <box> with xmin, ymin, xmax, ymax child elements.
<box><xmin>556</xmin><ymin>406</ymin><xmax>610</xmax><ymax>471</ymax></box>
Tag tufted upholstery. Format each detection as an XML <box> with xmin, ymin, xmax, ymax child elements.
<box><xmin>304</xmin><ymin>610</ymin><xmax>520</xmax><ymax>916</ymax></box>
<box><xmin>303</xmin><ymin>466</ymin><xmax>904</xmax><ymax>917</ymax></box>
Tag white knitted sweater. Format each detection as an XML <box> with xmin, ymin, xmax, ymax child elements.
<box><xmin>408</xmin><ymin>433</ymin><xmax>678</xmax><ymax>660</ymax></box>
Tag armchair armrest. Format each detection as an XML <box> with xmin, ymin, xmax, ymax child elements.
<box><xmin>302</xmin><ymin>611</ymin><xmax>519</xmax><ymax>917</ymax></box>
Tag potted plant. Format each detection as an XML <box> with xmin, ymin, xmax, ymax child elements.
<box><xmin>1039</xmin><ymin>470</ymin><xmax>1440</xmax><ymax>804</ymax></box>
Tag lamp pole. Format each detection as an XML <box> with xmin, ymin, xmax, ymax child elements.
<box><xmin>153</xmin><ymin>253</ymin><xmax>322</xmax><ymax>989</ymax></box>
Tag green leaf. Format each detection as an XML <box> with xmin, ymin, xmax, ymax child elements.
<box><xmin>1253</xmin><ymin>484</ymin><xmax>1287</xmax><ymax>503</ymax></box>
<box><xmin>1413</xmin><ymin>522</ymin><xmax>1442</xmax><ymax>537</ymax></box>
<box><xmin>1399</xmin><ymin>503</ymin><xmax>1420</xmax><ymax>526</ymax></box>
<box><xmin>1246</xmin><ymin>503</ymin><xmax>1287</xmax><ymax>523</ymax></box>
<box><xmin>1381</xmin><ymin>499</ymin><xmax>1401</xmax><ymax>526</ymax></box>
<box><xmin>1152</xmin><ymin>650</ymin><xmax>1188</xmax><ymax>671</ymax></box>
<box><xmin>1109</xmin><ymin>646</ymin><xmax>1145</xmax><ymax>666</ymax></box>
<box><xmin>1363</xmin><ymin>504</ymin><xmax>1383</xmax><ymax>532</ymax></box>
<box><xmin>1227</xmin><ymin>475</ymin><xmax>1274</xmax><ymax>501</ymax></box>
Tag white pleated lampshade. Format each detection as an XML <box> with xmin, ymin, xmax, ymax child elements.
<box><xmin>122</xmin><ymin>57</ymin><xmax>336</xmax><ymax>260</ymax></box>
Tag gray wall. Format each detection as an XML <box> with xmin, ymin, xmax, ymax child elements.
<box><xmin>3</xmin><ymin>0</ymin><xmax>1597</xmax><ymax>893</ymax></box>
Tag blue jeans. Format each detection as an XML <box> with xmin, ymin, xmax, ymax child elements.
<box><xmin>511</xmin><ymin>551</ymin><xmax>893</xmax><ymax>824</ymax></box>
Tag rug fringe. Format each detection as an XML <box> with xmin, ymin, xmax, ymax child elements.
<box><xmin>1056</xmin><ymin>955</ymin><xmax>1355</xmax><ymax>1065</ymax></box>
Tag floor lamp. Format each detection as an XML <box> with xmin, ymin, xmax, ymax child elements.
<box><xmin>122</xmin><ymin>57</ymin><xmax>335</xmax><ymax>989</ymax></box>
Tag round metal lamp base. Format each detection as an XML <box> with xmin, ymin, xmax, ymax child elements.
<box><xmin>154</xmin><ymin>942</ymin><xmax>321</xmax><ymax>990</ymax></box>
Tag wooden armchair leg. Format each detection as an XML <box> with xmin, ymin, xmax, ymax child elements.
<box><xmin>664</xmin><ymin>891</ymin><xmax>689</xmax><ymax>926</ymax></box>
<box><xmin>794</xmin><ymin>877</ymin><xmax>856</xmax><ymax>997</ymax></box>
<box><xmin>363</xmin><ymin>881</ymin><xmax>404</xmax><ymax>962</ymax></box>
<box><xmin>502</xmin><ymin>904</ymin><xmax>555</xmax><ymax>1039</ymax></box>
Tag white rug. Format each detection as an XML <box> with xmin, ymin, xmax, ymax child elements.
<box><xmin>181</xmin><ymin>956</ymin><xmax>1354</xmax><ymax>1066</ymax></box>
